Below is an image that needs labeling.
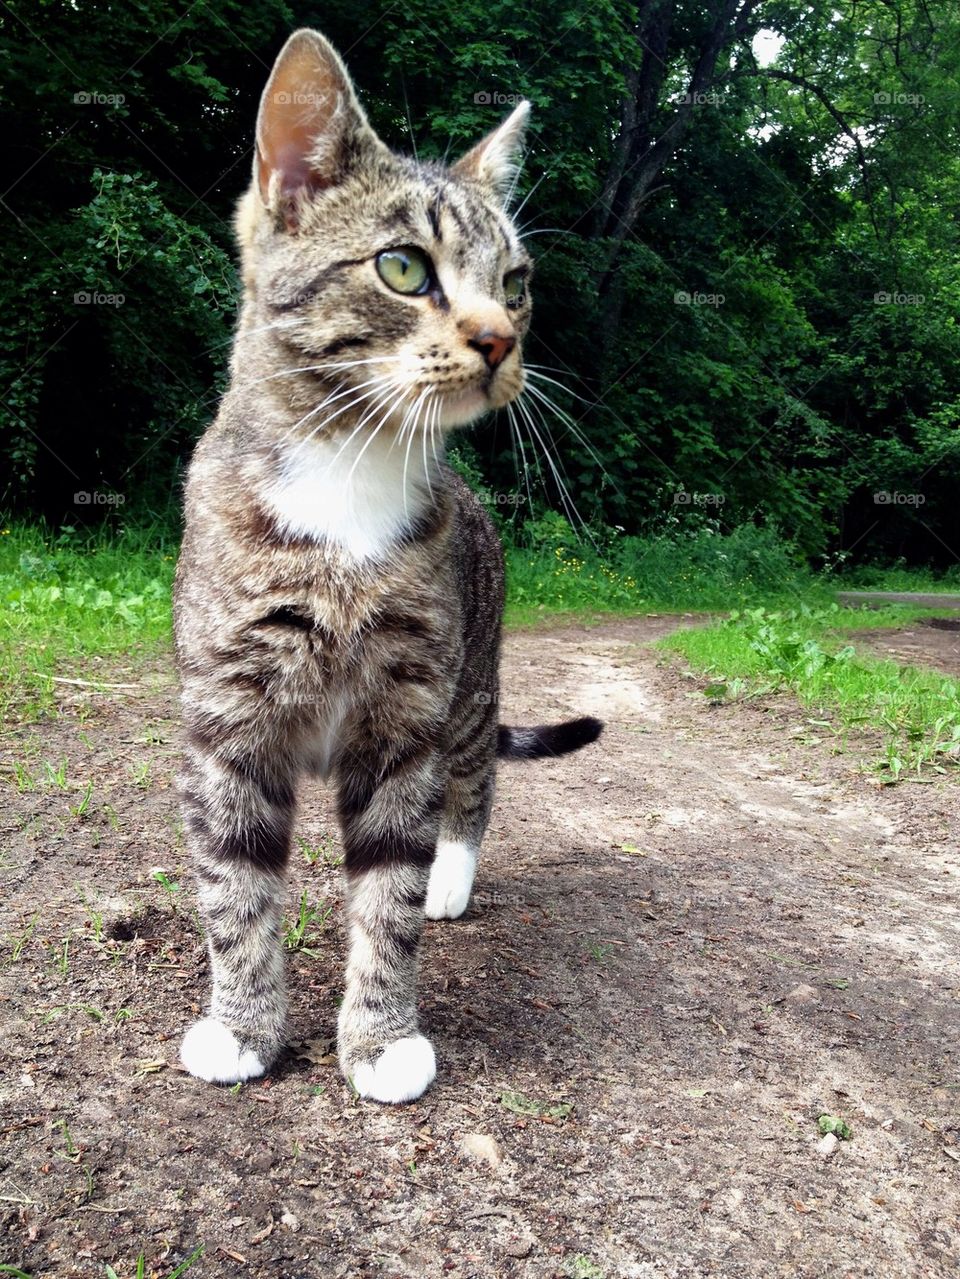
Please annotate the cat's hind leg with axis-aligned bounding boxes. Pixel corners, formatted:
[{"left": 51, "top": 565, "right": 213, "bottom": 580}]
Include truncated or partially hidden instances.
[{"left": 426, "top": 732, "right": 496, "bottom": 921}]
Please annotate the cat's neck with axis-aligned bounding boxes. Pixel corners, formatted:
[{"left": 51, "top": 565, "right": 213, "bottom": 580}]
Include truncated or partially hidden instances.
[{"left": 261, "top": 420, "right": 445, "bottom": 563}]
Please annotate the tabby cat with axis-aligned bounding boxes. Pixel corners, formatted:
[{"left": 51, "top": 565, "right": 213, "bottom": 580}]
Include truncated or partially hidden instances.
[{"left": 174, "top": 27, "right": 602, "bottom": 1104}]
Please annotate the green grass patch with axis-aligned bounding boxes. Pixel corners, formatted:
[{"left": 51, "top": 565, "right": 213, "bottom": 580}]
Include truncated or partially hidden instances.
[
  {"left": 660, "top": 605, "right": 960, "bottom": 781},
  {"left": 0, "top": 522, "right": 175, "bottom": 718}
]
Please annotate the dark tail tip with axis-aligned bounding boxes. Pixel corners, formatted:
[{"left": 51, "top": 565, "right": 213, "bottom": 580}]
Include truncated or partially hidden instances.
[{"left": 497, "top": 716, "right": 604, "bottom": 760}]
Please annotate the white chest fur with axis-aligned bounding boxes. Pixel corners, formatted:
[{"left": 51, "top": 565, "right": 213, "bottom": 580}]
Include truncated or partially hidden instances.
[{"left": 263, "top": 424, "right": 437, "bottom": 562}]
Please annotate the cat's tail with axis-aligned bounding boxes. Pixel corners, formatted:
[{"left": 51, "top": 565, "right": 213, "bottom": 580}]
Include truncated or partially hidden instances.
[{"left": 497, "top": 716, "right": 603, "bottom": 761}]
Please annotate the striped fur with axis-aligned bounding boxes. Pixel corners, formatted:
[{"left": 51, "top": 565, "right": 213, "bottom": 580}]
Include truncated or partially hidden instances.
[{"left": 174, "top": 28, "right": 602, "bottom": 1103}]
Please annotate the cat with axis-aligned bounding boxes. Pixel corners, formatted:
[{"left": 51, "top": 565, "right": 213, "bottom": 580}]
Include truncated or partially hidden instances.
[{"left": 173, "top": 27, "right": 602, "bottom": 1104}]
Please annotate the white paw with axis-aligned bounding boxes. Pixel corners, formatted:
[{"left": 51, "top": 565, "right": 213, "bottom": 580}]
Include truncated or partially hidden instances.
[
  {"left": 352, "top": 1034, "right": 436, "bottom": 1104},
  {"left": 425, "top": 840, "right": 477, "bottom": 920},
  {"left": 180, "top": 1017, "right": 266, "bottom": 1084}
]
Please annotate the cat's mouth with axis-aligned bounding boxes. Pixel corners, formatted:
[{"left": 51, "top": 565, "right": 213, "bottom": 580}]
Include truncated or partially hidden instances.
[{"left": 412, "top": 369, "right": 524, "bottom": 429}]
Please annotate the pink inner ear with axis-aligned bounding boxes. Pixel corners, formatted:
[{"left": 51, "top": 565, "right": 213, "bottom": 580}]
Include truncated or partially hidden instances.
[{"left": 274, "top": 140, "right": 322, "bottom": 198}]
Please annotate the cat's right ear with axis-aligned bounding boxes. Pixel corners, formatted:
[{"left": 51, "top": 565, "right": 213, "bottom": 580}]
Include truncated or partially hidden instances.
[{"left": 255, "top": 28, "right": 382, "bottom": 231}]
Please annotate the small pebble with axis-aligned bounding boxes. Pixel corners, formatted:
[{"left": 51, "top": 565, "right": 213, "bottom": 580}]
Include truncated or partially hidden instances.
[
  {"left": 818, "top": 1132, "right": 839, "bottom": 1158},
  {"left": 461, "top": 1132, "right": 503, "bottom": 1169}
]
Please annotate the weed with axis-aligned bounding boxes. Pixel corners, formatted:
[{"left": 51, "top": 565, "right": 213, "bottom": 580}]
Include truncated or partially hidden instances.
[
  {"left": 168, "top": 1245, "right": 205, "bottom": 1278},
  {"left": 55, "top": 1119, "right": 81, "bottom": 1162},
  {"left": 52, "top": 935, "right": 71, "bottom": 977},
  {"left": 297, "top": 834, "right": 342, "bottom": 866},
  {"left": 79, "top": 892, "right": 105, "bottom": 943},
  {"left": 499, "top": 1090, "right": 573, "bottom": 1121},
  {"left": 131, "top": 761, "right": 151, "bottom": 789},
  {"left": 283, "top": 891, "right": 332, "bottom": 955},
  {"left": 105, "top": 1244, "right": 203, "bottom": 1279},
  {"left": 12, "top": 760, "right": 37, "bottom": 792},
  {"left": 43, "top": 758, "right": 68, "bottom": 787},
  {"left": 10, "top": 913, "right": 39, "bottom": 961},
  {"left": 70, "top": 779, "right": 94, "bottom": 819},
  {"left": 152, "top": 869, "right": 181, "bottom": 901},
  {"left": 585, "top": 941, "right": 613, "bottom": 963},
  {"left": 567, "top": 1258, "right": 605, "bottom": 1279},
  {"left": 41, "top": 1003, "right": 105, "bottom": 1024}
]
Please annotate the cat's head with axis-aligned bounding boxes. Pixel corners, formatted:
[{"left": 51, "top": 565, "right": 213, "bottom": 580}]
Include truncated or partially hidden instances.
[{"left": 236, "top": 28, "right": 532, "bottom": 434}]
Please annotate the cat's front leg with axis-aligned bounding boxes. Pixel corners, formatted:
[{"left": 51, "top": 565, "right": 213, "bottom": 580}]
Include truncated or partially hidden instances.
[
  {"left": 178, "top": 728, "right": 296, "bottom": 1084},
  {"left": 334, "top": 745, "right": 444, "bottom": 1103}
]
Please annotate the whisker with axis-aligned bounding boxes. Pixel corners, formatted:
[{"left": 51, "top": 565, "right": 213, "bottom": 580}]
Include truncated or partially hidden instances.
[
  {"left": 506, "top": 402, "right": 535, "bottom": 514},
  {"left": 420, "top": 389, "right": 437, "bottom": 501},
  {"left": 234, "top": 355, "right": 398, "bottom": 394},
  {"left": 281, "top": 377, "right": 397, "bottom": 464},
  {"left": 400, "top": 392, "right": 423, "bottom": 523},
  {"left": 280, "top": 373, "right": 395, "bottom": 446},
  {"left": 428, "top": 392, "right": 444, "bottom": 478},
  {"left": 205, "top": 318, "right": 298, "bottom": 354},
  {"left": 511, "top": 172, "right": 547, "bottom": 223},
  {"left": 515, "top": 394, "right": 596, "bottom": 546},
  {"left": 524, "top": 367, "right": 597, "bottom": 406},
  {"left": 517, "top": 227, "right": 580, "bottom": 240},
  {"left": 511, "top": 396, "right": 550, "bottom": 505},
  {"left": 314, "top": 383, "right": 405, "bottom": 479},
  {"left": 522, "top": 382, "right": 623, "bottom": 497},
  {"left": 344, "top": 389, "right": 410, "bottom": 490}
]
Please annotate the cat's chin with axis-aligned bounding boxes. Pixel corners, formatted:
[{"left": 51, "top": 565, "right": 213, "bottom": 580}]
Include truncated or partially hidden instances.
[{"left": 438, "top": 385, "right": 519, "bottom": 429}]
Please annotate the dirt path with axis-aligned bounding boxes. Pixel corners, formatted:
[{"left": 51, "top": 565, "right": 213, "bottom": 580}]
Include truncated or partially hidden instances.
[
  {"left": 849, "top": 616, "right": 960, "bottom": 677},
  {"left": 2, "top": 617, "right": 959, "bottom": 1279}
]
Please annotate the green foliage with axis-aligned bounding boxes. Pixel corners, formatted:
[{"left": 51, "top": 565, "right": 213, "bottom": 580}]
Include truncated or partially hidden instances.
[
  {"left": 1, "top": 0, "right": 958, "bottom": 566},
  {"left": 505, "top": 516, "right": 816, "bottom": 622}
]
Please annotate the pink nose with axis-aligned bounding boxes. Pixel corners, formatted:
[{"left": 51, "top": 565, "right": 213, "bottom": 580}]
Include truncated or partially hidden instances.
[{"left": 468, "top": 330, "right": 516, "bottom": 370}]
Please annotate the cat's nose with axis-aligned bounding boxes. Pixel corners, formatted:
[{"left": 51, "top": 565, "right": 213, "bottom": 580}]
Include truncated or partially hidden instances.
[{"left": 467, "top": 330, "right": 516, "bottom": 370}]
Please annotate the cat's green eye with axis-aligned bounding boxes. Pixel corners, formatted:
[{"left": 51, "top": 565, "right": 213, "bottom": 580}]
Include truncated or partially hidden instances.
[
  {"left": 376, "top": 247, "right": 432, "bottom": 295},
  {"left": 503, "top": 270, "right": 527, "bottom": 308}
]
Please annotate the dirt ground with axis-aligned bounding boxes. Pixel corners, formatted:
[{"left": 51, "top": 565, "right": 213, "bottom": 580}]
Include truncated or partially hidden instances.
[
  {"left": 849, "top": 615, "right": 960, "bottom": 677},
  {"left": 2, "top": 616, "right": 959, "bottom": 1279}
]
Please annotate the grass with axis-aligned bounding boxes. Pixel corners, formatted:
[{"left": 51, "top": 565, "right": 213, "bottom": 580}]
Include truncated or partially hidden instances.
[
  {"left": 0, "top": 521, "right": 175, "bottom": 718},
  {"left": 283, "top": 890, "right": 332, "bottom": 954},
  {"left": 660, "top": 604, "right": 960, "bottom": 780},
  {"left": 104, "top": 1245, "right": 204, "bottom": 1279}
]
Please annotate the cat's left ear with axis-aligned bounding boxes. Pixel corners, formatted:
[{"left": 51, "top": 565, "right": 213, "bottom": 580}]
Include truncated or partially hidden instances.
[
  {"left": 255, "top": 28, "right": 386, "bottom": 230},
  {"left": 452, "top": 101, "right": 531, "bottom": 203}
]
